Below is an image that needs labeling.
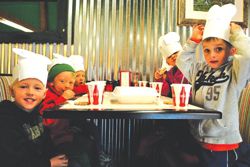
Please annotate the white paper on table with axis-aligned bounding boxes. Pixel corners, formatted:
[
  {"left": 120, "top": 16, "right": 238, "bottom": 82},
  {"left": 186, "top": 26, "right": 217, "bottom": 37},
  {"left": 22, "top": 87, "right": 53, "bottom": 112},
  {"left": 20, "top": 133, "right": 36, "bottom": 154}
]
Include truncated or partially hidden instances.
[{"left": 61, "top": 92, "right": 204, "bottom": 111}]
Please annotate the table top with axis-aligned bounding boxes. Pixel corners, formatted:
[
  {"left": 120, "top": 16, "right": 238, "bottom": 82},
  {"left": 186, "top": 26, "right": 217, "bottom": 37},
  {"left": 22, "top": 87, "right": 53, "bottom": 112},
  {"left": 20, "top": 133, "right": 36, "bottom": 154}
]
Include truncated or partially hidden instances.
[{"left": 43, "top": 93, "right": 222, "bottom": 120}]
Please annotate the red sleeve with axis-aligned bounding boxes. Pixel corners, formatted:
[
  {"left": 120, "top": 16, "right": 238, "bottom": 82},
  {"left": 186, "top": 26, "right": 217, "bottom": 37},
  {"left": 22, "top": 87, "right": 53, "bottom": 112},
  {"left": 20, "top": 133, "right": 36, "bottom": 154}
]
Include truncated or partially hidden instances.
[
  {"left": 73, "top": 84, "right": 88, "bottom": 95},
  {"left": 155, "top": 77, "right": 163, "bottom": 82},
  {"left": 172, "top": 69, "right": 189, "bottom": 84},
  {"left": 161, "top": 80, "right": 171, "bottom": 97},
  {"left": 39, "top": 90, "right": 67, "bottom": 126},
  {"left": 154, "top": 72, "right": 170, "bottom": 97}
]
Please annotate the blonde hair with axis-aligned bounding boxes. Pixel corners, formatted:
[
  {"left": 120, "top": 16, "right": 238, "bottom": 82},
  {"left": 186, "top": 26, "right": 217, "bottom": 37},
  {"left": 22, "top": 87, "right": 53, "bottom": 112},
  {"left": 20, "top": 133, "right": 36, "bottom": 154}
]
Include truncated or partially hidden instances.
[{"left": 10, "top": 79, "right": 18, "bottom": 89}]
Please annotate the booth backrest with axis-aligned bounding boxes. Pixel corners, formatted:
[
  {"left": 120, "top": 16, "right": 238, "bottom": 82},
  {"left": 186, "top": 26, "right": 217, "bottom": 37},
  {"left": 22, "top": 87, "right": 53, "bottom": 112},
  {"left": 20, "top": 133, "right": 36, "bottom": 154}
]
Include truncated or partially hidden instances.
[
  {"left": 0, "top": 75, "right": 13, "bottom": 102},
  {"left": 239, "top": 83, "right": 250, "bottom": 144}
]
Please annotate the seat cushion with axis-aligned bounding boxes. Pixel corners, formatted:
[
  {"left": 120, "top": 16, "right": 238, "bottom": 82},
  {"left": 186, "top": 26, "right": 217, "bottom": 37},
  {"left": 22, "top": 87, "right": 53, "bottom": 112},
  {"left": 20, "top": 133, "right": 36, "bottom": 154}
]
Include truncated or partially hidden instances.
[
  {"left": 239, "top": 83, "right": 250, "bottom": 144},
  {"left": 0, "top": 75, "right": 13, "bottom": 101}
]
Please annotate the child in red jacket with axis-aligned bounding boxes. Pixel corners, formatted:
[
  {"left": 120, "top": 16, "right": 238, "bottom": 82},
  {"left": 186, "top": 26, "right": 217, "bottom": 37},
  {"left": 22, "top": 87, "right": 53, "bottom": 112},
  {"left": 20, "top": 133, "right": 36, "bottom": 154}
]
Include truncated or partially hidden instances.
[
  {"left": 69, "top": 55, "right": 88, "bottom": 96},
  {"left": 39, "top": 54, "right": 99, "bottom": 167},
  {"left": 154, "top": 32, "right": 189, "bottom": 97},
  {"left": 133, "top": 33, "right": 201, "bottom": 167}
]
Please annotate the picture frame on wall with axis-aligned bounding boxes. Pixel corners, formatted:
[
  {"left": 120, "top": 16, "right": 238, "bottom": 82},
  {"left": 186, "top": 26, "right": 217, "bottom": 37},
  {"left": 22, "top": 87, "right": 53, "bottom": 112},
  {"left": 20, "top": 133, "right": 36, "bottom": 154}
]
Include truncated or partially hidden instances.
[{"left": 177, "top": 0, "right": 248, "bottom": 27}]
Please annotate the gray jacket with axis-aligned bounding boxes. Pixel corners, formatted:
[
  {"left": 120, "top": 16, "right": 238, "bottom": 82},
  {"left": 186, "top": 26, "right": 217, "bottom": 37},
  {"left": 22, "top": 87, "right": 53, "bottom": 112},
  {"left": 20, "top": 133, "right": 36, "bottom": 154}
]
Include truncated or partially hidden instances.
[{"left": 176, "top": 29, "right": 250, "bottom": 144}]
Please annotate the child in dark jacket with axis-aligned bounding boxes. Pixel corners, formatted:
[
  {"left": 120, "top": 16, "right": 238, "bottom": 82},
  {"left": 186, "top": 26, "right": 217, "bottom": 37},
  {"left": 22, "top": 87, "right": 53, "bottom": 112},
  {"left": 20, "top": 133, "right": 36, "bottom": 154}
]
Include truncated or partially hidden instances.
[
  {"left": 0, "top": 48, "right": 68, "bottom": 167},
  {"left": 39, "top": 54, "right": 99, "bottom": 167}
]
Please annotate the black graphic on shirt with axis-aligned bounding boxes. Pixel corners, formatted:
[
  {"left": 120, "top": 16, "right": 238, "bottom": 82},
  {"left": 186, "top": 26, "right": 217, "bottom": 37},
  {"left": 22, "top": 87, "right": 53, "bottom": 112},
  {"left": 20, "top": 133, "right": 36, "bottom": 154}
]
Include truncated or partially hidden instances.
[
  {"left": 195, "top": 67, "right": 229, "bottom": 91},
  {"left": 23, "top": 122, "right": 44, "bottom": 142}
]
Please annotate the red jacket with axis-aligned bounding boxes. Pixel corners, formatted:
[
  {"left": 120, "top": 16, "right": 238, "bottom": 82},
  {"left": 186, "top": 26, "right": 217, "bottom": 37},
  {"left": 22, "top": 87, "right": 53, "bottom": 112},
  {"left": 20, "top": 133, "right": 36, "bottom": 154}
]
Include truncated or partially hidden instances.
[
  {"left": 39, "top": 83, "right": 67, "bottom": 125},
  {"left": 73, "top": 84, "right": 88, "bottom": 95},
  {"left": 39, "top": 83, "right": 73, "bottom": 145},
  {"left": 156, "top": 66, "right": 189, "bottom": 97}
]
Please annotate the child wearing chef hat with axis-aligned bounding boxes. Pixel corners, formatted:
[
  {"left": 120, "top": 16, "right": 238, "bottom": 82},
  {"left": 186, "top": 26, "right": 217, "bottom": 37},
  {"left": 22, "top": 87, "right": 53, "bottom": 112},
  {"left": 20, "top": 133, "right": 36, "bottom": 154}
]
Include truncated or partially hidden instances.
[
  {"left": 176, "top": 3, "right": 250, "bottom": 166},
  {"left": 69, "top": 55, "right": 88, "bottom": 95},
  {"left": 0, "top": 48, "right": 69, "bottom": 166},
  {"left": 40, "top": 53, "right": 99, "bottom": 167},
  {"left": 155, "top": 32, "right": 189, "bottom": 97},
  {"left": 134, "top": 33, "right": 199, "bottom": 167},
  {"left": 40, "top": 53, "right": 76, "bottom": 118}
]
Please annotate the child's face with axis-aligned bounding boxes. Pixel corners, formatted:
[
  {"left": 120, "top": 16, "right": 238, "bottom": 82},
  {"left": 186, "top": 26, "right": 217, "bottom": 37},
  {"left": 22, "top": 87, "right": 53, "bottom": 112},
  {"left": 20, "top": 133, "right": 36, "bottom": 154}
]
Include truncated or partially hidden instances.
[
  {"left": 202, "top": 39, "right": 232, "bottom": 69},
  {"left": 166, "top": 52, "right": 178, "bottom": 66},
  {"left": 11, "top": 79, "right": 46, "bottom": 112},
  {"left": 52, "top": 71, "right": 75, "bottom": 95},
  {"left": 75, "top": 70, "right": 85, "bottom": 86}
]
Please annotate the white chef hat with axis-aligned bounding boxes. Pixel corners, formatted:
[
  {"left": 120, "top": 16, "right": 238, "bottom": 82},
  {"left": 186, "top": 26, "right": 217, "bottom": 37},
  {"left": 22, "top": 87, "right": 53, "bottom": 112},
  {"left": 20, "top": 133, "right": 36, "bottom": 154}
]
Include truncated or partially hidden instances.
[
  {"left": 158, "top": 32, "right": 182, "bottom": 59},
  {"left": 69, "top": 55, "right": 85, "bottom": 72},
  {"left": 49, "top": 53, "right": 73, "bottom": 70},
  {"left": 202, "top": 3, "right": 236, "bottom": 43},
  {"left": 12, "top": 48, "right": 51, "bottom": 86}
]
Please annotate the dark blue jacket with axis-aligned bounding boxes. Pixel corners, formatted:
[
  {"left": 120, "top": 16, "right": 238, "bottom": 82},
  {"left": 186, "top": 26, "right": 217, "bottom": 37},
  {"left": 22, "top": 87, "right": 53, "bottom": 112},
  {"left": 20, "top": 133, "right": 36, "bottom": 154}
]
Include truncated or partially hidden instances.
[{"left": 0, "top": 100, "right": 56, "bottom": 167}]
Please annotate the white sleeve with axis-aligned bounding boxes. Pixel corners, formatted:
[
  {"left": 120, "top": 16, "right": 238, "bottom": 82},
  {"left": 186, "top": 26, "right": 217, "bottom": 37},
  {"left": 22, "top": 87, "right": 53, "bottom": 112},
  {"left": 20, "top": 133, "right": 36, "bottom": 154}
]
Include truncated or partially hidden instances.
[
  {"left": 231, "top": 29, "right": 250, "bottom": 88},
  {"left": 230, "top": 28, "right": 250, "bottom": 57},
  {"left": 176, "top": 40, "right": 199, "bottom": 83}
]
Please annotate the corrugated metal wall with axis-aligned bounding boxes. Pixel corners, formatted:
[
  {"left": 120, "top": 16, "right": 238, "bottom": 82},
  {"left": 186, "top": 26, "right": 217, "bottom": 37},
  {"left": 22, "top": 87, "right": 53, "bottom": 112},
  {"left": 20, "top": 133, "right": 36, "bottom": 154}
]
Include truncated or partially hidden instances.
[
  {"left": 0, "top": 43, "right": 70, "bottom": 74},
  {"left": 0, "top": 0, "right": 193, "bottom": 80},
  {"left": 1, "top": 0, "right": 249, "bottom": 79},
  {"left": 71, "top": 0, "right": 192, "bottom": 81}
]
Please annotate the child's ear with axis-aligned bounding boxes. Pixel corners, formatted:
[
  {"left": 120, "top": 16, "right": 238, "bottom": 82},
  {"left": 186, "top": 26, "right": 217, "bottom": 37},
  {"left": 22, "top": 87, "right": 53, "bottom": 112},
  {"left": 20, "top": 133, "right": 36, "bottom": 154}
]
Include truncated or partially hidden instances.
[{"left": 230, "top": 47, "right": 237, "bottom": 56}]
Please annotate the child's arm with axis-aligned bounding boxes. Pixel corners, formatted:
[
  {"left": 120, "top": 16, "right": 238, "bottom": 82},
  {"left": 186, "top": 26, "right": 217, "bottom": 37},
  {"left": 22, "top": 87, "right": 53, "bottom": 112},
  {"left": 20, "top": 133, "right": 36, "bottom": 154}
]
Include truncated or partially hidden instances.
[
  {"left": 154, "top": 70, "right": 167, "bottom": 81},
  {"left": 41, "top": 90, "right": 75, "bottom": 111},
  {"left": 39, "top": 89, "right": 75, "bottom": 126},
  {"left": 73, "top": 84, "right": 88, "bottom": 95},
  {"left": 154, "top": 70, "right": 170, "bottom": 96},
  {"left": 160, "top": 79, "right": 171, "bottom": 97},
  {"left": 230, "top": 23, "right": 250, "bottom": 57},
  {"left": 176, "top": 24, "right": 204, "bottom": 82},
  {"left": 230, "top": 23, "right": 250, "bottom": 88},
  {"left": 39, "top": 94, "right": 67, "bottom": 125},
  {"left": 40, "top": 93, "right": 67, "bottom": 113}
]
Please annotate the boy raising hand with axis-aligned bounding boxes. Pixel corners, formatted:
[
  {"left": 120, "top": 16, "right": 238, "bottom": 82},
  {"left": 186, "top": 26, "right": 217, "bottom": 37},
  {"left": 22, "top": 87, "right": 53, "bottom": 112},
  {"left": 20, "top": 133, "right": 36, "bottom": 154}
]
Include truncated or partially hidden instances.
[{"left": 176, "top": 4, "right": 250, "bottom": 167}]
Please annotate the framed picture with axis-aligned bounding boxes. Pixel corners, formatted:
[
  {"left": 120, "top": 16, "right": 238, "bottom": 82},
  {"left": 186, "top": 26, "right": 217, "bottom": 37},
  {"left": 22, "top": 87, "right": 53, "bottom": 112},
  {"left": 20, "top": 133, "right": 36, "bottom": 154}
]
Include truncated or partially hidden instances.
[{"left": 178, "top": 0, "right": 248, "bottom": 27}]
